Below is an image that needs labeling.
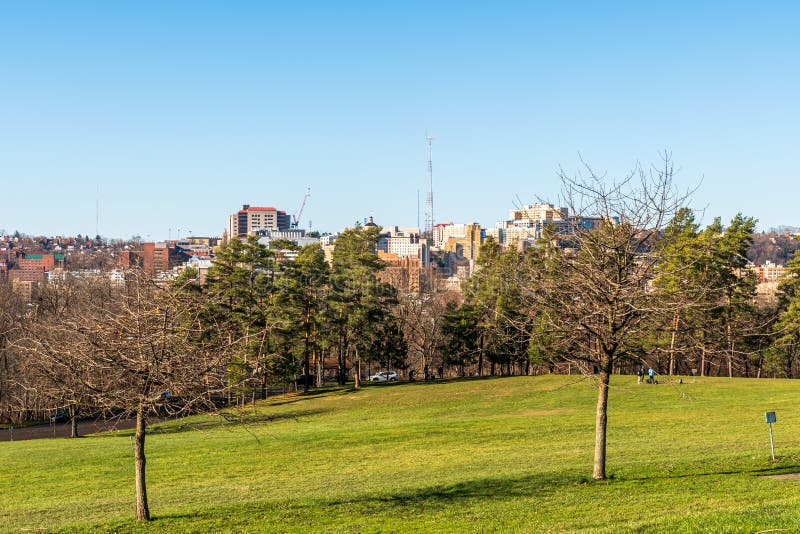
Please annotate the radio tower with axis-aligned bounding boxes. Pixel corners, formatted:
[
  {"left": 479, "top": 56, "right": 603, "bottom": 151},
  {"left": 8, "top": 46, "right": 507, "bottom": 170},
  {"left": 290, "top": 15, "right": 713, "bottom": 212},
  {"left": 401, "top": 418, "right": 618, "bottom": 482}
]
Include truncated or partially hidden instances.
[{"left": 424, "top": 133, "right": 435, "bottom": 237}]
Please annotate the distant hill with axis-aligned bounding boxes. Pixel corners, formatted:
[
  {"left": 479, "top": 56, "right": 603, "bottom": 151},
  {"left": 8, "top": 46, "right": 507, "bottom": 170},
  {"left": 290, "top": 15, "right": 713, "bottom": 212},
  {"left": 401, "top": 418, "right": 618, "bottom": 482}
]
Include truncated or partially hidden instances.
[{"left": 748, "top": 231, "right": 800, "bottom": 266}]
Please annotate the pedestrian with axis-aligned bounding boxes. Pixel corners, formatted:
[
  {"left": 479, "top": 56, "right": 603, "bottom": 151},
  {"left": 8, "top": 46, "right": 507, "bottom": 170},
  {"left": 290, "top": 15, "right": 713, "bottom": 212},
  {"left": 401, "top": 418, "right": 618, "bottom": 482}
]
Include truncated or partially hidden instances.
[
  {"left": 636, "top": 367, "right": 643, "bottom": 384},
  {"left": 647, "top": 367, "right": 655, "bottom": 384}
]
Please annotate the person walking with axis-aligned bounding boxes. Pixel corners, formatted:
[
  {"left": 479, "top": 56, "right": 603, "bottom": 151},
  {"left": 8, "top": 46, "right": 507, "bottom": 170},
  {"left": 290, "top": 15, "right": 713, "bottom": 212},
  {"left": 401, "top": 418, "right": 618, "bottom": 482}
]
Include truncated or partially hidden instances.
[
  {"left": 636, "top": 366, "right": 643, "bottom": 384},
  {"left": 647, "top": 367, "right": 655, "bottom": 384}
]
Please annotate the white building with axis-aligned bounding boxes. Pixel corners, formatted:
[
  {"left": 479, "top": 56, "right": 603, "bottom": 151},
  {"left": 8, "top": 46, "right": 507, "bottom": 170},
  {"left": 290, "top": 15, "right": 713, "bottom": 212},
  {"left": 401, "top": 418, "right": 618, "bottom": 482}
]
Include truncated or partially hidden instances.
[
  {"left": 378, "top": 226, "right": 429, "bottom": 265},
  {"left": 256, "top": 228, "right": 320, "bottom": 249},
  {"left": 432, "top": 223, "right": 472, "bottom": 249},
  {"left": 496, "top": 202, "right": 569, "bottom": 245}
]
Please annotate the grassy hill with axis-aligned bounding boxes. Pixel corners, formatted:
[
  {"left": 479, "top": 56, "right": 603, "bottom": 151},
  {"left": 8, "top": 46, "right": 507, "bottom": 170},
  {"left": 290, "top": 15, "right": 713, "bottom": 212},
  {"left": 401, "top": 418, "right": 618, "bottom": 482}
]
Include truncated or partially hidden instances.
[{"left": 2, "top": 375, "right": 800, "bottom": 532}]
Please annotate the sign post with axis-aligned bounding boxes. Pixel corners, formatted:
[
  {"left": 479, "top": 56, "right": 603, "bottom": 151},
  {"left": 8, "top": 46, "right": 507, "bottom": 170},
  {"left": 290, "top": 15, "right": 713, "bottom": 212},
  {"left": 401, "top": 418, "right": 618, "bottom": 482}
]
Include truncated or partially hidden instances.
[{"left": 765, "top": 411, "right": 777, "bottom": 460}]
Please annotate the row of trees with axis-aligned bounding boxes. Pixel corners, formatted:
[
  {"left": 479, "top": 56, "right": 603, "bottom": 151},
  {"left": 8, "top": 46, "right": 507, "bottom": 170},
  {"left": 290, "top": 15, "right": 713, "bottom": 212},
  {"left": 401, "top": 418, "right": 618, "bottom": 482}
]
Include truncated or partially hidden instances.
[
  {"left": 435, "top": 157, "right": 800, "bottom": 479},
  {"left": 4, "top": 155, "right": 800, "bottom": 508},
  {"left": 0, "top": 225, "right": 404, "bottom": 520}
]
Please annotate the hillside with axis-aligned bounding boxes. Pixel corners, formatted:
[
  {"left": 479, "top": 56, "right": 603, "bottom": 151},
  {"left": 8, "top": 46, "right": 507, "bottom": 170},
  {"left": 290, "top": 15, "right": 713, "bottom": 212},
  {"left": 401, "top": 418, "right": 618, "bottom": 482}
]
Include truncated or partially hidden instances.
[{"left": 2, "top": 376, "right": 800, "bottom": 532}]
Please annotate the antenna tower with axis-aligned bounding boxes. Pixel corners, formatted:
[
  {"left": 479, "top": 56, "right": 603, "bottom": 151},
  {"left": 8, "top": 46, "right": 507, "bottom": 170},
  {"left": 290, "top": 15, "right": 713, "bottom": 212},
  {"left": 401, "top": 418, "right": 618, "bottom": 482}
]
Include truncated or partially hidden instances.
[
  {"left": 425, "top": 133, "right": 434, "bottom": 236},
  {"left": 95, "top": 185, "right": 100, "bottom": 238}
]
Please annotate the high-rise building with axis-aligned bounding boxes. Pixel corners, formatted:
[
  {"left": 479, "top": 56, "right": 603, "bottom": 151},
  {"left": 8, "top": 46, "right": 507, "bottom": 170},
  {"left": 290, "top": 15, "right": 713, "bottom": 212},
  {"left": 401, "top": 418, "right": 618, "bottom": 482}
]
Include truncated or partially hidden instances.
[
  {"left": 495, "top": 203, "right": 570, "bottom": 247},
  {"left": 377, "top": 225, "right": 429, "bottom": 265},
  {"left": 442, "top": 223, "right": 483, "bottom": 261},
  {"left": 227, "top": 204, "right": 290, "bottom": 239},
  {"left": 508, "top": 203, "right": 568, "bottom": 223},
  {"left": 119, "top": 242, "right": 182, "bottom": 276},
  {"left": 143, "top": 242, "right": 170, "bottom": 275}
]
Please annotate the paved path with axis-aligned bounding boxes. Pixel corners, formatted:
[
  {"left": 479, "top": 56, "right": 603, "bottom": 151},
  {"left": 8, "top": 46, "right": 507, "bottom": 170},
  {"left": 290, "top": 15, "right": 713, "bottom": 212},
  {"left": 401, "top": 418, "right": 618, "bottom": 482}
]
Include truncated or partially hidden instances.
[{"left": 1, "top": 418, "right": 139, "bottom": 442}]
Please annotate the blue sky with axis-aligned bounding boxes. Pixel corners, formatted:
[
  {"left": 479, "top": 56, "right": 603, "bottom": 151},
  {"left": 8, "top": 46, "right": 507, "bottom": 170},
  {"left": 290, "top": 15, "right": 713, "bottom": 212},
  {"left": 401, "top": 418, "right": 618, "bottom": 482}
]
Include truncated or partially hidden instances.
[{"left": 1, "top": 2, "right": 798, "bottom": 240}]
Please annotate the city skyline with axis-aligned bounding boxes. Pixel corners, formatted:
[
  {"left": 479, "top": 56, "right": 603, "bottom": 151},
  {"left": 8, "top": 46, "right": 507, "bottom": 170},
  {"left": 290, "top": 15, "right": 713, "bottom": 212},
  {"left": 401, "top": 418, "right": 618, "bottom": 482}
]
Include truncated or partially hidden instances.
[{"left": 1, "top": 2, "right": 798, "bottom": 239}]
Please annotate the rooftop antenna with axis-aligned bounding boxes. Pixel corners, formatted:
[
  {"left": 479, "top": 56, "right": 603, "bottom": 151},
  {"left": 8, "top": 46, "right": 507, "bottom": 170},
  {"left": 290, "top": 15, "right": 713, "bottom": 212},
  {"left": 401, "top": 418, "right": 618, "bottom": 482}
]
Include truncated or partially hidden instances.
[{"left": 425, "top": 132, "right": 435, "bottom": 237}]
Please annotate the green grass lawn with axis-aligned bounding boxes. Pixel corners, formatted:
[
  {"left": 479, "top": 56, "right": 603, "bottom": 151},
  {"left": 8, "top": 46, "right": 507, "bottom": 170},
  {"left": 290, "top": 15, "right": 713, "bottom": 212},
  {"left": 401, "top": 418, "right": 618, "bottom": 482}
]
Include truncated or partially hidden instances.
[{"left": 2, "top": 375, "right": 800, "bottom": 533}]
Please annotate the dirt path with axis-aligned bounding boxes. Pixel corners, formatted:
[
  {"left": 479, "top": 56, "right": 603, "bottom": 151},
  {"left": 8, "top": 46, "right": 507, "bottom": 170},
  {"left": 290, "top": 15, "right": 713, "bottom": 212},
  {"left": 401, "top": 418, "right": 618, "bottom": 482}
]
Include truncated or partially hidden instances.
[{"left": 0, "top": 418, "right": 140, "bottom": 442}]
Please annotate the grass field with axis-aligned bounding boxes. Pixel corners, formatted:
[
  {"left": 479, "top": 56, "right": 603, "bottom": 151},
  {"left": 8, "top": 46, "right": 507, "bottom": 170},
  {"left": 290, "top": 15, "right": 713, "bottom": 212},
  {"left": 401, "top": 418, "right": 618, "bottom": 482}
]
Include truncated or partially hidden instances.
[{"left": 2, "top": 375, "right": 800, "bottom": 533}]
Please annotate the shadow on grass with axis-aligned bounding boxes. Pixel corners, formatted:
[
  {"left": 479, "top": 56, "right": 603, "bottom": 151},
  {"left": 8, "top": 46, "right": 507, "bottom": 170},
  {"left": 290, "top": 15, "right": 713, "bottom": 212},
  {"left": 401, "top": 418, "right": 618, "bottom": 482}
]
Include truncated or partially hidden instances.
[
  {"left": 142, "top": 471, "right": 572, "bottom": 526},
  {"left": 265, "top": 386, "right": 363, "bottom": 406},
  {"left": 77, "top": 464, "right": 800, "bottom": 532},
  {"left": 625, "top": 463, "right": 800, "bottom": 482},
  {"left": 329, "top": 472, "right": 563, "bottom": 506},
  {"left": 147, "top": 408, "right": 332, "bottom": 435}
]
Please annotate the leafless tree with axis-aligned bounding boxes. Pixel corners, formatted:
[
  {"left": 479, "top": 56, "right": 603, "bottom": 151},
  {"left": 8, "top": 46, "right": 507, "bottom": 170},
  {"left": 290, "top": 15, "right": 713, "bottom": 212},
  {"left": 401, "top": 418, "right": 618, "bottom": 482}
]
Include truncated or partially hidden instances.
[
  {"left": 393, "top": 278, "right": 459, "bottom": 379},
  {"left": 0, "top": 280, "right": 26, "bottom": 423},
  {"left": 518, "top": 154, "right": 689, "bottom": 480},
  {"left": 22, "top": 271, "right": 231, "bottom": 521}
]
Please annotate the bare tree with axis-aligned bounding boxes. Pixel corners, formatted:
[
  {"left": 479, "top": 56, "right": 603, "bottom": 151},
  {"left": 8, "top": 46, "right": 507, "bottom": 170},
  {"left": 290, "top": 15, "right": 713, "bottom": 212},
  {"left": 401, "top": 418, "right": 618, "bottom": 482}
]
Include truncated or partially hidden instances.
[
  {"left": 0, "top": 280, "right": 26, "bottom": 423},
  {"left": 520, "top": 154, "right": 688, "bottom": 480},
  {"left": 23, "top": 272, "right": 231, "bottom": 521},
  {"left": 393, "top": 279, "right": 458, "bottom": 379}
]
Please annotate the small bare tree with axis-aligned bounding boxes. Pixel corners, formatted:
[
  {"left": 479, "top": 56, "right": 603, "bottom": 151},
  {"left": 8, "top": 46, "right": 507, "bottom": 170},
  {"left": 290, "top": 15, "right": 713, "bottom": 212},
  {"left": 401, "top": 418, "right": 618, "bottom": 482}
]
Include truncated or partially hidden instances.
[
  {"left": 24, "top": 272, "right": 231, "bottom": 521},
  {"left": 519, "top": 154, "right": 689, "bottom": 480},
  {"left": 393, "top": 278, "right": 458, "bottom": 378}
]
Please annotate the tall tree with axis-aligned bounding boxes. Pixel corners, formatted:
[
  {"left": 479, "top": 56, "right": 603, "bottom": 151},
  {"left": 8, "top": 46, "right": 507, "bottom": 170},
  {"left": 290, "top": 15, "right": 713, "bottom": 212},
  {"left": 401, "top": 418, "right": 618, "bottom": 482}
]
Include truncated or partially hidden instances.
[
  {"left": 329, "top": 224, "right": 396, "bottom": 387},
  {"left": 518, "top": 155, "right": 688, "bottom": 480},
  {"left": 205, "top": 236, "right": 283, "bottom": 403},
  {"left": 278, "top": 243, "right": 329, "bottom": 391},
  {"left": 770, "top": 250, "right": 800, "bottom": 377}
]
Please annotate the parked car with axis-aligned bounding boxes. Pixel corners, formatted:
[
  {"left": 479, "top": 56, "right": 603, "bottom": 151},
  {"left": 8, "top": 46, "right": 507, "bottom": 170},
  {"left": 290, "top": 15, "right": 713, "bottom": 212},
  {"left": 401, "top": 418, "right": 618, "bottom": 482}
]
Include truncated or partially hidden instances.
[
  {"left": 49, "top": 412, "right": 68, "bottom": 424},
  {"left": 369, "top": 371, "right": 398, "bottom": 382}
]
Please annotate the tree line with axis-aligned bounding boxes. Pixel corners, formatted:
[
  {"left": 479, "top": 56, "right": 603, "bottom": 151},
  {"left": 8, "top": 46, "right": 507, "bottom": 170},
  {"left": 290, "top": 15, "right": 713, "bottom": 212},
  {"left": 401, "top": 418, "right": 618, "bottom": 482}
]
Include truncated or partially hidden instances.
[{"left": 3, "top": 155, "right": 800, "bottom": 508}]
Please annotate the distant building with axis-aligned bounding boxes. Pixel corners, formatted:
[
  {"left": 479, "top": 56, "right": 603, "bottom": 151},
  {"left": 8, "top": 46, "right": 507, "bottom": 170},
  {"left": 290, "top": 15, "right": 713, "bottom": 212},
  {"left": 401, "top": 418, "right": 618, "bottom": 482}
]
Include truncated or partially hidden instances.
[
  {"left": 11, "top": 279, "right": 38, "bottom": 301},
  {"left": 443, "top": 223, "right": 483, "bottom": 261},
  {"left": 227, "top": 204, "right": 290, "bottom": 240},
  {"left": 751, "top": 260, "right": 786, "bottom": 284},
  {"left": 170, "top": 237, "right": 218, "bottom": 257},
  {"left": 6, "top": 252, "right": 65, "bottom": 284},
  {"left": 143, "top": 242, "right": 169, "bottom": 275},
  {"left": 119, "top": 243, "right": 187, "bottom": 276},
  {"left": 108, "top": 269, "right": 126, "bottom": 285},
  {"left": 509, "top": 203, "right": 568, "bottom": 223},
  {"left": 495, "top": 203, "right": 568, "bottom": 247},
  {"left": 377, "top": 225, "right": 429, "bottom": 265},
  {"left": 433, "top": 223, "right": 471, "bottom": 249},
  {"left": 377, "top": 252, "right": 422, "bottom": 294},
  {"left": 256, "top": 228, "right": 320, "bottom": 249}
]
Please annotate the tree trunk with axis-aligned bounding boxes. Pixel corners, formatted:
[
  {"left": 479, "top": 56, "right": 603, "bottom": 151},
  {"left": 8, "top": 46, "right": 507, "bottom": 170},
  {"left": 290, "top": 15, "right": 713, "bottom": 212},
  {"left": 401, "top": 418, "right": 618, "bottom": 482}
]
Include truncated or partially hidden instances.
[
  {"left": 593, "top": 355, "right": 612, "bottom": 481},
  {"left": 70, "top": 405, "right": 79, "bottom": 438},
  {"left": 726, "top": 300, "right": 734, "bottom": 378},
  {"left": 354, "top": 350, "right": 361, "bottom": 389},
  {"left": 700, "top": 346, "right": 706, "bottom": 377},
  {"left": 478, "top": 335, "right": 484, "bottom": 376},
  {"left": 303, "top": 309, "right": 311, "bottom": 393},
  {"left": 134, "top": 408, "right": 150, "bottom": 521},
  {"left": 316, "top": 351, "right": 324, "bottom": 387},
  {"left": 668, "top": 312, "right": 678, "bottom": 376}
]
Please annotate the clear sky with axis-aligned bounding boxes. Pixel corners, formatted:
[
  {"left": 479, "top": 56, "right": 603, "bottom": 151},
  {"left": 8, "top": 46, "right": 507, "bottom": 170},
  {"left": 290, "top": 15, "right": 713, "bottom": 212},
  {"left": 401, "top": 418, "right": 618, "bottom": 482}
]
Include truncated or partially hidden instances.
[{"left": 1, "top": 1, "right": 798, "bottom": 240}]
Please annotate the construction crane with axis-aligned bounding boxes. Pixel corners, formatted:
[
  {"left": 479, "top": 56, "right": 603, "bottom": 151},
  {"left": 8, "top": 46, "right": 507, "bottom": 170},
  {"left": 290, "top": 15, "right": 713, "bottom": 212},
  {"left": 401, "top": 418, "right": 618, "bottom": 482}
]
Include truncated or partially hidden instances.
[{"left": 291, "top": 187, "right": 311, "bottom": 229}]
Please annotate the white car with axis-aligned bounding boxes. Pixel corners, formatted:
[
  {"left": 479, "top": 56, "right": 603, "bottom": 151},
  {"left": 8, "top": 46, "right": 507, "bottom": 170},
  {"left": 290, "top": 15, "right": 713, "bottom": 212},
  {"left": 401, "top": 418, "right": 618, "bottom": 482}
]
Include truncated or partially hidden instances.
[{"left": 369, "top": 371, "right": 398, "bottom": 382}]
